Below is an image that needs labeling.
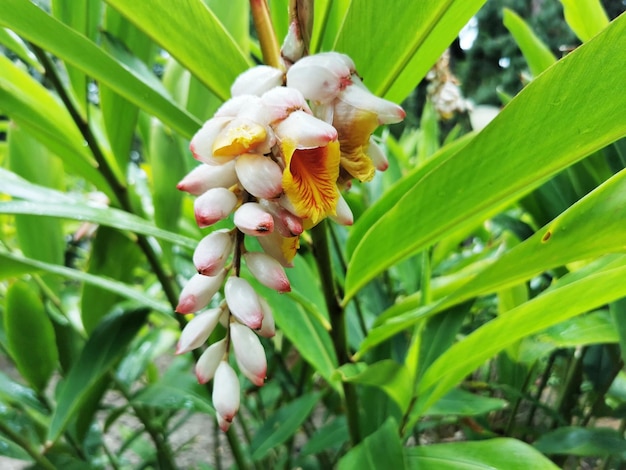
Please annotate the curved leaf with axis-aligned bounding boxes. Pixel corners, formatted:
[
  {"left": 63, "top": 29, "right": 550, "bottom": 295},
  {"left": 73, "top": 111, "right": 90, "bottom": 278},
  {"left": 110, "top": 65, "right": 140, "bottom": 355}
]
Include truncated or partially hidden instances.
[
  {"left": 561, "top": 0, "right": 609, "bottom": 42},
  {"left": 503, "top": 8, "right": 557, "bottom": 76},
  {"left": 0, "top": 0, "right": 201, "bottom": 138},
  {"left": 47, "top": 307, "right": 150, "bottom": 442},
  {"left": 335, "top": 0, "right": 486, "bottom": 102},
  {"left": 103, "top": 0, "right": 251, "bottom": 102},
  {"left": 345, "top": 15, "right": 626, "bottom": 302},
  {"left": 4, "top": 280, "right": 58, "bottom": 393},
  {"left": 406, "top": 438, "right": 559, "bottom": 469},
  {"left": 338, "top": 418, "right": 405, "bottom": 470},
  {"left": 413, "top": 259, "right": 626, "bottom": 422},
  {"left": 534, "top": 427, "right": 626, "bottom": 457}
]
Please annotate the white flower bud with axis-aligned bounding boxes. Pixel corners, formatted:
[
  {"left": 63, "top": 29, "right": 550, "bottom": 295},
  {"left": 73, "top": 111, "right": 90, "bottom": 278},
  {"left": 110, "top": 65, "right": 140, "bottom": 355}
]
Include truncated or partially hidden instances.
[
  {"left": 257, "top": 297, "right": 276, "bottom": 338},
  {"left": 189, "top": 116, "right": 231, "bottom": 164},
  {"left": 195, "top": 338, "right": 227, "bottom": 384},
  {"left": 231, "top": 65, "right": 284, "bottom": 97},
  {"left": 176, "top": 271, "right": 226, "bottom": 314},
  {"left": 244, "top": 252, "right": 291, "bottom": 293},
  {"left": 286, "top": 52, "right": 353, "bottom": 103},
  {"left": 273, "top": 110, "right": 337, "bottom": 149},
  {"left": 234, "top": 202, "right": 274, "bottom": 236},
  {"left": 330, "top": 192, "right": 354, "bottom": 226},
  {"left": 224, "top": 277, "right": 264, "bottom": 329},
  {"left": 367, "top": 139, "right": 389, "bottom": 172},
  {"left": 260, "top": 199, "right": 303, "bottom": 237},
  {"left": 176, "top": 161, "right": 238, "bottom": 195},
  {"left": 193, "top": 229, "right": 234, "bottom": 276},
  {"left": 230, "top": 322, "right": 267, "bottom": 387},
  {"left": 235, "top": 154, "right": 283, "bottom": 199},
  {"left": 212, "top": 361, "right": 240, "bottom": 427},
  {"left": 194, "top": 187, "right": 238, "bottom": 228},
  {"left": 176, "top": 308, "right": 223, "bottom": 354}
]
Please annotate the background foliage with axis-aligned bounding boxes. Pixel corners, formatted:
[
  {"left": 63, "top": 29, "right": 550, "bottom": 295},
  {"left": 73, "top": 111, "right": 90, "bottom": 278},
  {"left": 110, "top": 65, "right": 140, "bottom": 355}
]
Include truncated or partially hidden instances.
[{"left": 0, "top": 0, "right": 625, "bottom": 468}]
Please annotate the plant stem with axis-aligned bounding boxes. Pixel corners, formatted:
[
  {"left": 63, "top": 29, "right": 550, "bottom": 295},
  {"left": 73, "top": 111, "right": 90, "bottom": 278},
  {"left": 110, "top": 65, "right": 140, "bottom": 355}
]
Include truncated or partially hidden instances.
[
  {"left": 31, "top": 45, "right": 180, "bottom": 310},
  {"left": 310, "top": 220, "right": 361, "bottom": 446},
  {"left": 0, "top": 420, "right": 56, "bottom": 470},
  {"left": 226, "top": 427, "right": 252, "bottom": 470},
  {"left": 250, "top": 0, "right": 282, "bottom": 68}
]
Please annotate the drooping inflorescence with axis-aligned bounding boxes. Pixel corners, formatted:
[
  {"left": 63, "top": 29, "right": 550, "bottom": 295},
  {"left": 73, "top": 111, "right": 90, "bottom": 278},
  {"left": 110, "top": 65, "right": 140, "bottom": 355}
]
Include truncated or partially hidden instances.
[{"left": 175, "top": 51, "right": 405, "bottom": 431}]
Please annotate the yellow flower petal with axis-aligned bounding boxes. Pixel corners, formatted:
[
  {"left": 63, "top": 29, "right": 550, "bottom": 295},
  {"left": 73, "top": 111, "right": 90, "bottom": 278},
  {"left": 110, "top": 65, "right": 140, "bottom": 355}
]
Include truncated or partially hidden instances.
[
  {"left": 282, "top": 140, "right": 340, "bottom": 223},
  {"left": 333, "top": 103, "right": 379, "bottom": 182},
  {"left": 213, "top": 119, "right": 267, "bottom": 157}
]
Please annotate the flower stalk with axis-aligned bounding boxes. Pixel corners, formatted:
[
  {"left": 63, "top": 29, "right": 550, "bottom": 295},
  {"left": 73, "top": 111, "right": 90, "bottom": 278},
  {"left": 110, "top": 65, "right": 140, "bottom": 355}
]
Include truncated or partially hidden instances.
[
  {"left": 310, "top": 220, "right": 361, "bottom": 446},
  {"left": 250, "top": 0, "right": 282, "bottom": 69}
]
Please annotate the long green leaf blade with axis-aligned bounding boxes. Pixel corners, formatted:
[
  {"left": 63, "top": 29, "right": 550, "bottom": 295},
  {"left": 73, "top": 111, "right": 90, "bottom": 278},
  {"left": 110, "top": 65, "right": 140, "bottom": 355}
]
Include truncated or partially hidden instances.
[
  {"left": 345, "top": 14, "right": 626, "bottom": 302},
  {"left": 103, "top": 0, "right": 251, "bottom": 102},
  {"left": 0, "top": 0, "right": 201, "bottom": 138}
]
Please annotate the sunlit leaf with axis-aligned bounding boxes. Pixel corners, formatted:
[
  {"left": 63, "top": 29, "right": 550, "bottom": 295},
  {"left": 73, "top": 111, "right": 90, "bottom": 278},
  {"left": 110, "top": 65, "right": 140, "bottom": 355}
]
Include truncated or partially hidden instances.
[
  {"left": 345, "top": 16, "right": 626, "bottom": 302},
  {"left": 406, "top": 438, "right": 559, "bottom": 469},
  {"left": 0, "top": 0, "right": 201, "bottom": 138},
  {"left": 338, "top": 418, "right": 405, "bottom": 470},
  {"left": 103, "top": 0, "right": 252, "bottom": 102}
]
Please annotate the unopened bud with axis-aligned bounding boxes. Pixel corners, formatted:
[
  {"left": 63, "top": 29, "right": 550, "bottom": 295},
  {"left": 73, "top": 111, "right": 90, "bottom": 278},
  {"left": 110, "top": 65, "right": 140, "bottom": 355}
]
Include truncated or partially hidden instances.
[
  {"left": 244, "top": 252, "right": 291, "bottom": 293},
  {"left": 234, "top": 202, "right": 274, "bottom": 236},
  {"left": 176, "top": 308, "right": 223, "bottom": 354},
  {"left": 176, "top": 271, "right": 226, "bottom": 314},
  {"left": 212, "top": 361, "right": 240, "bottom": 427},
  {"left": 177, "top": 161, "right": 238, "bottom": 195},
  {"left": 195, "top": 338, "right": 227, "bottom": 384},
  {"left": 230, "top": 322, "right": 267, "bottom": 387},
  {"left": 235, "top": 154, "right": 283, "bottom": 199},
  {"left": 193, "top": 229, "right": 234, "bottom": 276},
  {"left": 194, "top": 188, "right": 238, "bottom": 228},
  {"left": 224, "top": 277, "right": 264, "bottom": 329}
]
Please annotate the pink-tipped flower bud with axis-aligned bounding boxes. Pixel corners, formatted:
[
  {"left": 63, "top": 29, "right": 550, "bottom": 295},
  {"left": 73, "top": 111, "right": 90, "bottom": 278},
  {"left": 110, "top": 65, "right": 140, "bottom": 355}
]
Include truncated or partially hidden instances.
[
  {"left": 231, "top": 65, "right": 284, "bottom": 97},
  {"left": 235, "top": 154, "right": 283, "bottom": 199},
  {"left": 176, "top": 308, "right": 223, "bottom": 354},
  {"left": 176, "top": 271, "right": 226, "bottom": 314},
  {"left": 339, "top": 77, "right": 406, "bottom": 125},
  {"left": 212, "top": 361, "right": 240, "bottom": 428},
  {"left": 195, "top": 338, "right": 227, "bottom": 384},
  {"left": 189, "top": 116, "right": 231, "bottom": 164},
  {"left": 367, "top": 139, "right": 389, "bottom": 172},
  {"left": 224, "top": 277, "right": 264, "bottom": 329},
  {"left": 193, "top": 229, "right": 234, "bottom": 276},
  {"left": 230, "top": 322, "right": 267, "bottom": 387},
  {"left": 260, "top": 199, "right": 304, "bottom": 237},
  {"left": 244, "top": 252, "right": 291, "bottom": 293},
  {"left": 261, "top": 87, "right": 311, "bottom": 122},
  {"left": 286, "top": 52, "right": 354, "bottom": 104},
  {"left": 330, "top": 192, "right": 354, "bottom": 226},
  {"left": 177, "top": 161, "right": 238, "bottom": 196},
  {"left": 194, "top": 188, "right": 238, "bottom": 228},
  {"left": 257, "top": 297, "right": 276, "bottom": 338},
  {"left": 234, "top": 202, "right": 274, "bottom": 236}
]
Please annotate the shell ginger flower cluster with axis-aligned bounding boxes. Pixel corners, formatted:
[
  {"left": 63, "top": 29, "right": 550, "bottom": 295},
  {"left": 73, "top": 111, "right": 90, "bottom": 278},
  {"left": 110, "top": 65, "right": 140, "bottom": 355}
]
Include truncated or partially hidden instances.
[{"left": 175, "top": 52, "right": 405, "bottom": 431}]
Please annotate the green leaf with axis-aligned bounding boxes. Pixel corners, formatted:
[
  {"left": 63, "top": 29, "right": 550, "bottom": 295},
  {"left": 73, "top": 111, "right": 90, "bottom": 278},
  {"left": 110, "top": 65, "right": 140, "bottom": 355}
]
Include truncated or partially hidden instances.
[
  {"left": 4, "top": 280, "right": 58, "bottom": 392},
  {"left": 406, "top": 438, "right": 559, "bottom": 469},
  {"left": 0, "top": 251, "right": 171, "bottom": 314},
  {"left": 424, "top": 388, "right": 507, "bottom": 417},
  {"left": 81, "top": 227, "right": 143, "bottom": 333},
  {"left": 340, "top": 360, "right": 412, "bottom": 413},
  {"left": 0, "top": 371, "right": 47, "bottom": 415},
  {"left": 47, "top": 307, "right": 150, "bottom": 442},
  {"left": 0, "top": 56, "right": 109, "bottom": 194},
  {"left": 610, "top": 298, "right": 626, "bottom": 365},
  {"left": 414, "top": 258, "right": 626, "bottom": 422},
  {"left": 103, "top": 0, "right": 251, "bottom": 102},
  {"left": 561, "top": 0, "right": 610, "bottom": 42},
  {"left": 51, "top": 0, "right": 102, "bottom": 115},
  {"left": 262, "top": 285, "right": 338, "bottom": 388},
  {"left": 0, "top": 0, "right": 201, "bottom": 139},
  {"left": 444, "top": 168, "right": 626, "bottom": 307},
  {"left": 345, "top": 15, "right": 626, "bottom": 302},
  {"left": 0, "top": 27, "right": 43, "bottom": 72},
  {"left": 503, "top": 8, "right": 557, "bottom": 77},
  {"left": 338, "top": 417, "right": 405, "bottom": 470},
  {"left": 534, "top": 427, "right": 626, "bottom": 457},
  {"left": 0, "top": 199, "right": 195, "bottom": 248},
  {"left": 250, "top": 392, "right": 322, "bottom": 461},
  {"left": 335, "top": 0, "right": 486, "bottom": 103},
  {"left": 8, "top": 125, "right": 65, "bottom": 270},
  {"left": 298, "top": 417, "right": 348, "bottom": 458}
]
